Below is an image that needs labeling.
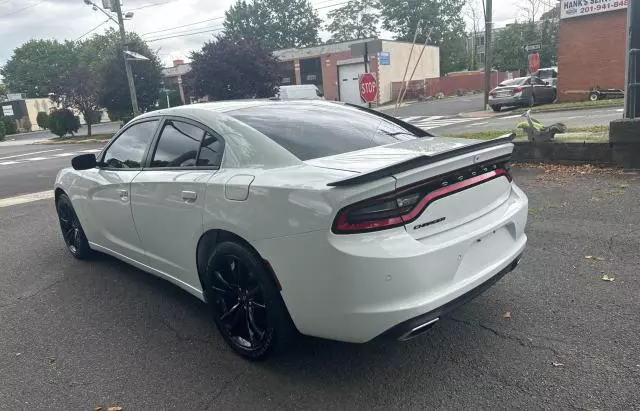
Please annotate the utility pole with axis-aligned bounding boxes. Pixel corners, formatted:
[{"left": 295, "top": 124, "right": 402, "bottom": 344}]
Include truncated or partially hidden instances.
[
  {"left": 113, "top": 0, "right": 140, "bottom": 116},
  {"left": 484, "top": 0, "right": 493, "bottom": 110}
]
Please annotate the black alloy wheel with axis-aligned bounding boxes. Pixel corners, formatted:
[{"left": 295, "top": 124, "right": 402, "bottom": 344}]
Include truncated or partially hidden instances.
[
  {"left": 56, "top": 194, "right": 92, "bottom": 259},
  {"left": 204, "top": 241, "right": 293, "bottom": 360}
]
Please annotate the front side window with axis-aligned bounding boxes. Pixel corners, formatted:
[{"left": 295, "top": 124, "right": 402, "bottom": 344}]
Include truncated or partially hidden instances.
[
  {"left": 102, "top": 120, "right": 159, "bottom": 169},
  {"left": 151, "top": 120, "right": 204, "bottom": 168}
]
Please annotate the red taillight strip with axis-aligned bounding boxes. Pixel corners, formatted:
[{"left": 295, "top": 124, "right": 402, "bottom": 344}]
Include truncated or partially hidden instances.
[
  {"left": 397, "top": 168, "right": 507, "bottom": 223},
  {"left": 333, "top": 168, "right": 508, "bottom": 234}
]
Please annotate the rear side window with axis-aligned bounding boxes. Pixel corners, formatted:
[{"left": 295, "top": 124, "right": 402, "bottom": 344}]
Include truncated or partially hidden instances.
[
  {"left": 103, "top": 120, "right": 158, "bottom": 169},
  {"left": 229, "top": 104, "right": 418, "bottom": 160},
  {"left": 151, "top": 120, "right": 204, "bottom": 167},
  {"left": 498, "top": 78, "right": 526, "bottom": 87},
  {"left": 197, "top": 132, "right": 223, "bottom": 167}
]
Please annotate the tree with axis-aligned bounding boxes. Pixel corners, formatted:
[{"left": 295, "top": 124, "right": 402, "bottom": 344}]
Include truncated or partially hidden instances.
[
  {"left": 464, "top": 0, "right": 485, "bottom": 70},
  {"left": 191, "top": 36, "right": 280, "bottom": 100},
  {"left": 59, "top": 66, "right": 101, "bottom": 137},
  {"left": 518, "top": 0, "right": 545, "bottom": 23},
  {"left": 49, "top": 108, "right": 80, "bottom": 138},
  {"left": 325, "top": 0, "right": 379, "bottom": 43},
  {"left": 378, "top": 0, "right": 468, "bottom": 74},
  {"left": 0, "top": 84, "right": 7, "bottom": 101},
  {"left": 0, "top": 40, "right": 77, "bottom": 98},
  {"left": 0, "top": 120, "right": 5, "bottom": 141},
  {"left": 223, "top": 0, "right": 322, "bottom": 51},
  {"left": 80, "top": 29, "right": 163, "bottom": 120},
  {"left": 36, "top": 112, "right": 49, "bottom": 130},
  {"left": 492, "top": 19, "right": 558, "bottom": 73}
]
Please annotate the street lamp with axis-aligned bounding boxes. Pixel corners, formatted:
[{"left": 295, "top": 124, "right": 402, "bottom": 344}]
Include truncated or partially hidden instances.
[{"left": 81, "top": 0, "right": 140, "bottom": 116}]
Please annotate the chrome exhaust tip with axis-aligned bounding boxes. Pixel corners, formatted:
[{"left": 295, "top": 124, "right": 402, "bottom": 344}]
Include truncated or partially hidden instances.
[{"left": 398, "top": 317, "right": 439, "bottom": 341}]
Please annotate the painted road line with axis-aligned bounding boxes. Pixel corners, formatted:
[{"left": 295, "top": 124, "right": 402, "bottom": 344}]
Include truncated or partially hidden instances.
[
  {"left": 0, "top": 161, "right": 19, "bottom": 165},
  {"left": 0, "top": 148, "right": 63, "bottom": 161},
  {"left": 400, "top": 116, "right": 421, "bottom": 122},
  {"left": 469, "top": 121, "right": 489, "bottom": 126},
  {"left": 53, "top": 153, "right": 76, "bottom": 157},
  {"left": 80, "top": 149, "right": 102, "bottom": 153},
  {"left": 501, "top": 114, "right": 523, "bottom": 119},
  {"left": 25, "top": 157, "right": 49, "bottom": 161},
  {"left": 0, "top": 190, "right": 54, "bottom": 208}
]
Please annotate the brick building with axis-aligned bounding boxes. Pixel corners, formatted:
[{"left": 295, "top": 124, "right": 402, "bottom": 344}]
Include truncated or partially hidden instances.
[
  {"left": 273, "top": 38, "right": 440, "bottom": 105},
  {"left": 557, "top": 1, "right": 628, "bottom": 102}
]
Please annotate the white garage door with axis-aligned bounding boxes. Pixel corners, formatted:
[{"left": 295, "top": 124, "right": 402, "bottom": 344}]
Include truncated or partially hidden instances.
[{"left": 338, "top": 63, "right": 366, "bottom": 106}]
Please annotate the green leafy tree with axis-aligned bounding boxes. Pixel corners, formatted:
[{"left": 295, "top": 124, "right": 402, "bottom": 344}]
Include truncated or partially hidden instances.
[
  {"left": 191, "top": 36, "right": 280, "bottom": 100},
  {"left": 81, "top": 29, "right": 163, "bottom": 120},
  {"left": 223, "top": 0, "right": 322, "bottom": 51},
  {"left": 0, "top": 84, "right": 7, "bottom": 101},
  {"left": 49, "top": 108, "right": 80, "bottom": 138},
  {"left": 59, "top": 65, "right": 102, "bottom": 137},
  {"left": 492, "top": 20, "right": 557, "bottom": 73},
  {"left": 378, "top": 0, "right": 468, "bottom": 74},
  {"left": 1, "top": 117, "right": 17, "bottom": 135},
  {"left": 0, "top": 40, "right": 77, "bottom": 98},
  {"left": 36, "top": 112, "right": 49, "bottom": 130},
  {"left": 326, "top": 0, "right": 379, "bottom": 43},
  {"left": 0, "top": 120, "right": 5, "bottom": 141}
]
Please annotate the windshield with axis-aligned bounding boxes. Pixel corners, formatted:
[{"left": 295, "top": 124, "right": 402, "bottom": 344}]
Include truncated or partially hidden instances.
[{"left": 229, "top": 103, "right": 419, "bottom": 160}]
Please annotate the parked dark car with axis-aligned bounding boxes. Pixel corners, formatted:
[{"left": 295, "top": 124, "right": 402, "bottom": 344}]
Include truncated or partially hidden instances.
[{"left": 489, "top": 76, "right": 556, "bottom": 112}]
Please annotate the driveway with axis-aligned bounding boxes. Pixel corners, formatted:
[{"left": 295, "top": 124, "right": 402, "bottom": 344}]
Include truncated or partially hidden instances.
[{"left": 0, "top": 164, "right": 639, "bottom": 409}]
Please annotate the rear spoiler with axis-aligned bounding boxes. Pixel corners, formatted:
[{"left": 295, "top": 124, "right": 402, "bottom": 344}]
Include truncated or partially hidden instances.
[{"left": 327, "top": 134, "right": 515, "bottom": 187}]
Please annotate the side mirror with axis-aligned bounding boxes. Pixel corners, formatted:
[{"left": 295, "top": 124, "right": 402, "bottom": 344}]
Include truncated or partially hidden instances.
[{"left": 71, "top": 153, "right": 97, "bottom": 170}]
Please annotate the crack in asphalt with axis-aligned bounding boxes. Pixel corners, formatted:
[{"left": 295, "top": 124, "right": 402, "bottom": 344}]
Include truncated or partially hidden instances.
[
  {"left": 446, "top": 316, "right": 564, "bottom": 357},
  {"left": 0, "top": 275, "right": 71, "bottom": 310},
  {"left": 159, "top": 318, "right": 217, "bottom": 346},
  {"left": 204, "top": 367, "right": 250, "bottom": 410}
]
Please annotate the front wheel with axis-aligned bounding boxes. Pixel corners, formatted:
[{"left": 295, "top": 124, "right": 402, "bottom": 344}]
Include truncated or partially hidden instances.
[
  {"left": 203, "top": 241, "right": 294, "bottom": 360},
  {"left": 490, "top": 105, "right": 501, "bottom": 112},
  {"left": 56, "top": 194, "right": 93, "bottom": 259},
  {"left": 589, "top": 92, "right": 599, "bottom": 102}
]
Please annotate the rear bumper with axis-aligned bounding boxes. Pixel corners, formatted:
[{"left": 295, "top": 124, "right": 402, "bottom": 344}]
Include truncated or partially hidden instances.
[
  {"left": 489, "top": 95, "right": 527, "bottom": 106},
  {"left": 377, "top": 253, "right": 523, "bottom": 341},
  {"left": 253, "top": 184, "right": 528, "bottom": 343}
]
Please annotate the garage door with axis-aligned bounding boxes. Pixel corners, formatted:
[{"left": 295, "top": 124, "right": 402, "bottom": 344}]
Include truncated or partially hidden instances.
[{"left": 338, "top": 63, "right": 365, "bottom": 106}]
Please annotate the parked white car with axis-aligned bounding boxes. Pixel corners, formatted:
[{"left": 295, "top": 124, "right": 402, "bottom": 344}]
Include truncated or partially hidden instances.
[
  {"left": 54, "top": 100, "right": 528, "bottom": 360},
  {"left": 277, "top": 84, "right": 323, "bottom": 100}
]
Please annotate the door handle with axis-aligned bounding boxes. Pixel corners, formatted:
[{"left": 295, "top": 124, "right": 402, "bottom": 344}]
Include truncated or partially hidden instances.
[
  {"left": 119, "top": 189, "right": 129, "bottom": 201},
  {"left": 181, "top": 190, "right": 197, "bottom": 202}
]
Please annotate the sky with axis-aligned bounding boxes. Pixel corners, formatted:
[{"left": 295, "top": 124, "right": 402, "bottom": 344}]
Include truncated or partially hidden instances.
[{"left": 0, "top": 0, "right": 531, "bottom": 71}]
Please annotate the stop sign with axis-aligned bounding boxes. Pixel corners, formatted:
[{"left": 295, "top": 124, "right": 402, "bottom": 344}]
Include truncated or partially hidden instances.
[
  {"left": 528, "top": 53, "right": 541, "bottom": 74},
  {"left": 359, "top": 73, "right": 377, "bottom": 103}
]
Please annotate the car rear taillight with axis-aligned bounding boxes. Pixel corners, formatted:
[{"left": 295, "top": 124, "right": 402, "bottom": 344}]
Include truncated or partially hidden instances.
[
  {"left": 512, "top": 87, "right": 524, "bottom": 94},
  {"left": 332, "top": 160, "right": 512, "bottom": 234}
]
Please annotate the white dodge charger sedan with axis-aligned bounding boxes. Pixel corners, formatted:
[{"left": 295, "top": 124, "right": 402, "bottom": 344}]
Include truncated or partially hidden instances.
[{"left": 54, "top": 100, "right": 528, "bottom": 360}]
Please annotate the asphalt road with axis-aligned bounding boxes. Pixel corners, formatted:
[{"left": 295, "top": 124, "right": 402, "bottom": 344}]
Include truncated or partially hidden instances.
[
  {"left": 4, "top": 122, "right": 121, "bottom": 142},
  {"left": 0, "top": 143, "right": 105, "bottom": 198},
  {"left": 1, "top": 162, "right": 639, "bottom": 409},
  {"left": 384, "top": 94, "right": 487, "bottom": 117}
]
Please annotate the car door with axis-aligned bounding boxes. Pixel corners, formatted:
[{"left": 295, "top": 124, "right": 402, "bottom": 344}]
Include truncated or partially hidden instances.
[
  {"left": 532, "top": 77, "right": 552, "bottom": 102},
  {"left": 130, "top": 118, "right": 224, "bottom": 291},
  {"left": 79, "top": 119, "right": 160, "bottom": 263}
]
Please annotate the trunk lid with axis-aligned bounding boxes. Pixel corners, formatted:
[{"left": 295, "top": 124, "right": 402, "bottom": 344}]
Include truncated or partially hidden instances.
[{"left": 313, "top": 136, "right": 514, "bottom": 238}]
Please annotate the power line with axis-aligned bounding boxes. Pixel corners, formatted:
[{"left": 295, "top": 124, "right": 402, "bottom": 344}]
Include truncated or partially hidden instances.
[
  {"left": 141, "top": 16, "right": 224, "bottom": 37},
  {"left": 126, "top": 1, "right": 172, "bottom": 12},
  {"left": 0, "top": 0, "right": 45, "bottom": 18},
  {"left": 76, "top": 18, "right": 112, "bottom": 41},
  {"left": 145, "top": 26, "right": 224, "bottom": 43}
]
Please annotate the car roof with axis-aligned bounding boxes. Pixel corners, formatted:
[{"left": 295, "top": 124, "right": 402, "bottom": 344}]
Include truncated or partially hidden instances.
[{"left": 140, "top": 99, "right": 343, "bottom": 116}]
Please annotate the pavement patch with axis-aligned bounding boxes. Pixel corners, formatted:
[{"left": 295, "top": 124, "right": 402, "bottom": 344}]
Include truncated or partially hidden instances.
[{"left": 0, "top": 190, "right": 55, "bottom": 208}]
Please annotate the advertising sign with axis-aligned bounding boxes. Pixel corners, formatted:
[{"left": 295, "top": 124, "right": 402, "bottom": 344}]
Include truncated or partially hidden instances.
[
  {"left": 561, "top": 0, "right": 628, "bottom": 19},
  {"left": 2, "top": 105, "right": 14, "bottom": 116}
]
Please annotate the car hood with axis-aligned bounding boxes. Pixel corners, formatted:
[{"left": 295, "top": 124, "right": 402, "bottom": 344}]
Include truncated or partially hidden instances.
[{"left": 304, "top": 137, "right": 478, "bottom": 173}]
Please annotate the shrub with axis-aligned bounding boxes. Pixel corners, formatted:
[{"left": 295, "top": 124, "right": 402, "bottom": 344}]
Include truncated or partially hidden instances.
[
  {"left": 0, "top": 120, "right": 5, "bottom": 141},
  {"left": 89, "top": 110, "right": 102, "bottom": 124},
  {"left": 1, "top": 116, "right": 17, "bottom": 135},
  {"left": 49, "top": 108, "right": 80, "bottom": 138},
  {"left": 36, "top": 111, "right": 49, "bottom": 129}
]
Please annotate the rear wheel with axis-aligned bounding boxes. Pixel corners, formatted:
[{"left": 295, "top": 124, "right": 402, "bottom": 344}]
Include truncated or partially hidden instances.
[
  {"left": 56, "top": 194, "right": 93, "bottom": 259},
  {"left": 490, "top": 105, "right": 501, "bottom": 112},
  {"left": 589, "top": 92, "right": 599, "bottom": 102},
  {"left": 202, "top": 241, "right": 294, "bottom": 360}
]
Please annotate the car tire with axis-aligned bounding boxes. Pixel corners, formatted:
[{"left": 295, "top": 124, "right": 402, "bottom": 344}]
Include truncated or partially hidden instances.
[
  {"left": 56, "top": 193, "right": 93, "bottom": 260},
  {"left": 490, "top": 105, "right": 501, "bottom": 112},
  {"left": 589, "top": 92, "right": 599, "bottom": 102},
  {"left": 203, "top": 241, "right": 295, "bottom": 360}
]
